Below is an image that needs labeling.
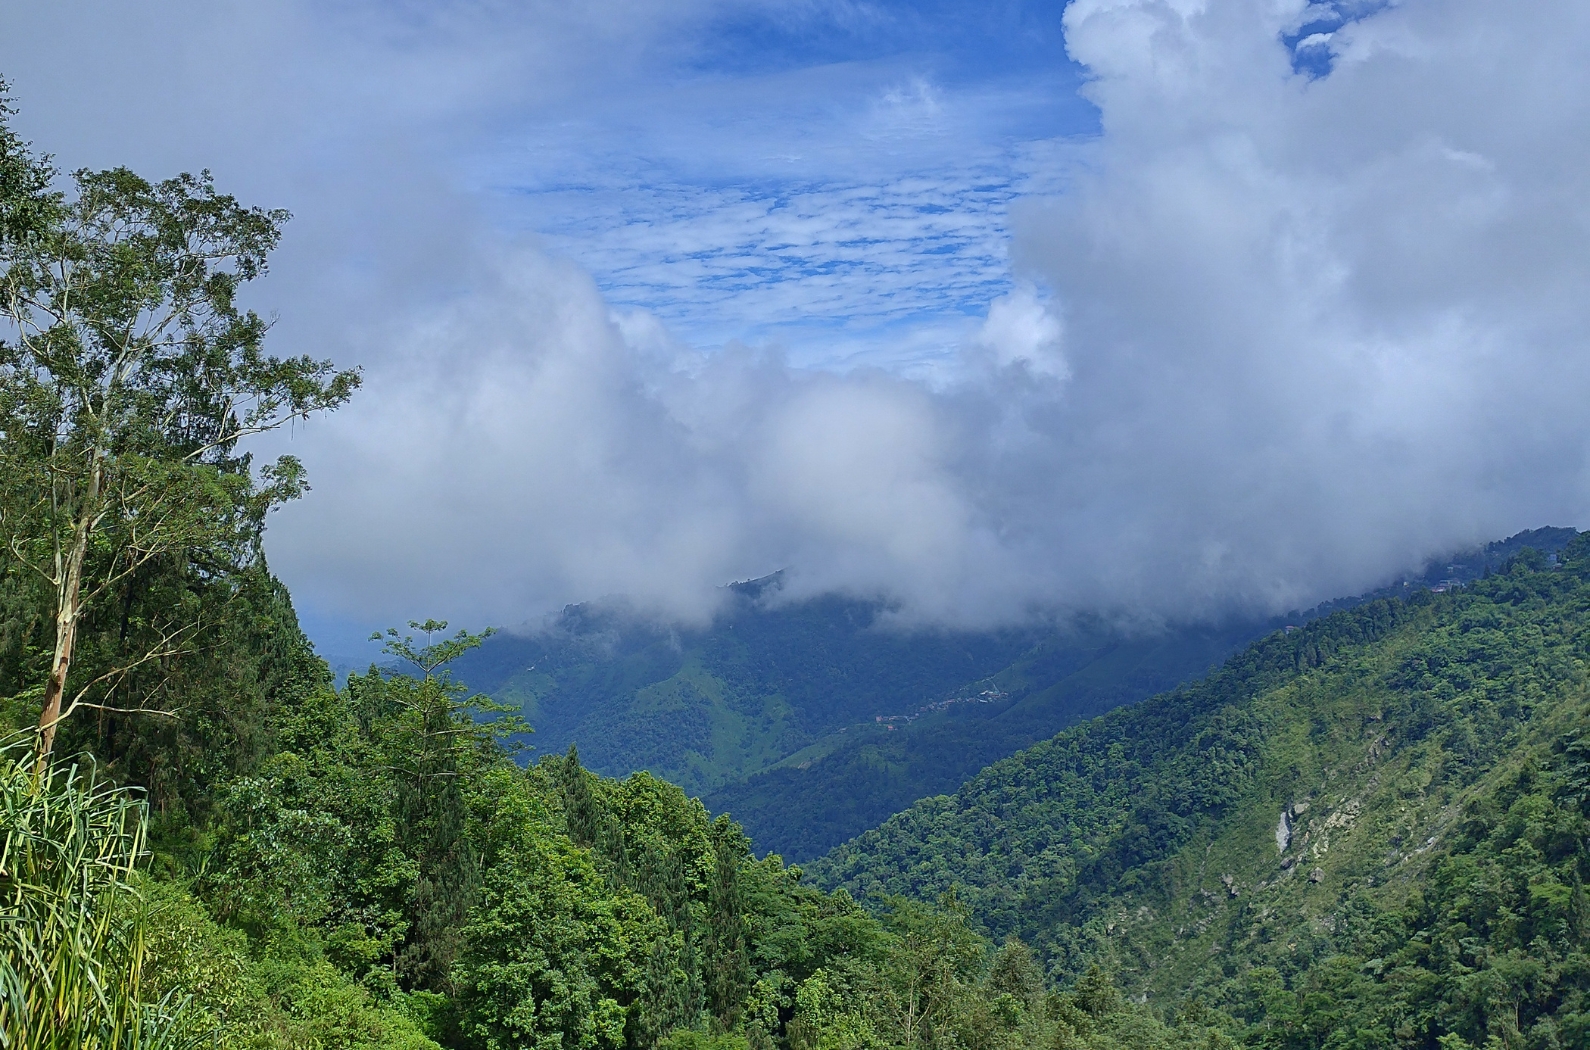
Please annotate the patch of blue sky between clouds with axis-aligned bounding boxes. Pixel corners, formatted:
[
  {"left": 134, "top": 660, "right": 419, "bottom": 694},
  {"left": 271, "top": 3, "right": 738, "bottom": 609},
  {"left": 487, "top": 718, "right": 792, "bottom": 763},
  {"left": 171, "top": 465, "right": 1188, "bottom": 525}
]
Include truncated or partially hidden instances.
[
  {"left": 506, "top": 139, "right": 1078, "bottom": 375},
  {"left": 690, "top": 0, "right": 1074, "bottom": 84},
  {"left": 1284, "top": 0, "right": 1395, "bottom": 78},
  {"left": 475, "top": 1, "right": 1097, "bottom": 376}
]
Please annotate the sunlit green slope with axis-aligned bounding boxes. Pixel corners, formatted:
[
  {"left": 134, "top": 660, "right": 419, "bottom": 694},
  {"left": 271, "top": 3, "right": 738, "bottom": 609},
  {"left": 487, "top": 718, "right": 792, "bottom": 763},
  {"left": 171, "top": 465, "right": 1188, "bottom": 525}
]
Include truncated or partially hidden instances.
[{"left": 812, "top": 536, "right": 1590, "bottom": 1044}]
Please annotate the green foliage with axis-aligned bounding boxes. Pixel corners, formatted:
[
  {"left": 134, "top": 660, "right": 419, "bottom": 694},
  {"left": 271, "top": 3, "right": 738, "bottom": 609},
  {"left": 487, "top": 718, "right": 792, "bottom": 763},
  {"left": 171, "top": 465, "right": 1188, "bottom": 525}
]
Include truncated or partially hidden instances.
[
  {"left": 0, "top": 91, "right": 358, "bottom": 767},
  {"left": 134, "top": 877, "right": 252, "bottom": 1036},
  {"left": 814, "top": 537, "right": 1590, "bottom": 1049},
  {"left": 0, "top": 552, "right": 332, "bottom": 819},
  {"left": 0, "top": 79, "right": 54, "bottom": 249},
  {"left": 706, "top": 817, "right": 753, "bottom": 1030},
  {"left": 247, "top": 958, "right": 441, "bottom": 1050},
  {"left": 452, "top": 791, "right": 658, "bottom": 1050},
  {"left": 0, "top": 743, "right": 204, "bottom": 1048},
  {"left": 135, "top": 876, "right": 440, "bottom": 1050}
]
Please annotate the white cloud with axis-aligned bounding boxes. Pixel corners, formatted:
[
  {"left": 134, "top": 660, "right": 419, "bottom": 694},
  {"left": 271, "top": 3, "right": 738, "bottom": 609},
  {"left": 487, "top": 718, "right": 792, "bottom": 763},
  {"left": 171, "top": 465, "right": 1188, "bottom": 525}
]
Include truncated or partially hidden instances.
[
  {"left": 5, "top": 0, "right": 1590, "bottom": 651},
  {"left": 997, "top": 0, "right": 1590, "bottom": 612},
  {"left": 976, "top": 284, "right": 1067, "bottom": 378}
]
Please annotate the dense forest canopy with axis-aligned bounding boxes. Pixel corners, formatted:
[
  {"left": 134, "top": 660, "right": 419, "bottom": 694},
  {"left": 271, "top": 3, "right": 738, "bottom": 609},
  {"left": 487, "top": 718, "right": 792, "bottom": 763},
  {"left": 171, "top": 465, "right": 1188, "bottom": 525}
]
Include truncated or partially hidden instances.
[
  {"left": 814, "top": 537, "right": 1590, "bottom": 1048},
  {"left": 4, "top": 86, "right": 1590, "bottom": 1050}
]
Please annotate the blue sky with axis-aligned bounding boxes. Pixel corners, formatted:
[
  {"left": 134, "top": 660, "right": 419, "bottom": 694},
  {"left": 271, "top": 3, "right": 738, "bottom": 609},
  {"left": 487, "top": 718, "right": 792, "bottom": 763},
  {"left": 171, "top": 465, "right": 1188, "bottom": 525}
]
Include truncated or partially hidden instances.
[
  {"left": 474, "top": 0, "right": 1098, "bottom": 370},
  {"left": 470, "top": 0, "right": 1390, "bottom": 369}
]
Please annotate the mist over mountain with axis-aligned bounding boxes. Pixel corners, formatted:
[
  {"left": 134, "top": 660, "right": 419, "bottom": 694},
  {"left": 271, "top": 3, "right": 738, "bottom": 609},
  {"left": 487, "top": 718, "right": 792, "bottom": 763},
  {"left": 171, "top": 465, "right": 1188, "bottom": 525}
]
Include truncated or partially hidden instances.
[
  {"left": 444, "top": 574, "right": 1044, "bottom": 794},
  {"left": 6, "top": 0, "right": 1587, "bottom": 641}
]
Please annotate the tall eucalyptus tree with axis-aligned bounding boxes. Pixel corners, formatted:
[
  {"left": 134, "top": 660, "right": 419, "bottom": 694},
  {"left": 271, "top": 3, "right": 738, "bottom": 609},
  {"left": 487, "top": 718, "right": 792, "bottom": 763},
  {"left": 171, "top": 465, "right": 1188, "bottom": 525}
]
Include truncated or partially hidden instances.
[{"left": 0, "top": 91, "right": 358, "bottom": 769}]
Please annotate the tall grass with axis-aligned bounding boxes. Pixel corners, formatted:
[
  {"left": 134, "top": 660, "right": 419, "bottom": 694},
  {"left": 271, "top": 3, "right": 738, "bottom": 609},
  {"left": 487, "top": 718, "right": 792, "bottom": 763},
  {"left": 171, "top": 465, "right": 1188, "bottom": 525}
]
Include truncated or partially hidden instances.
[{"left": 0, "top": 742, "right": 198, "bottom": 1049}]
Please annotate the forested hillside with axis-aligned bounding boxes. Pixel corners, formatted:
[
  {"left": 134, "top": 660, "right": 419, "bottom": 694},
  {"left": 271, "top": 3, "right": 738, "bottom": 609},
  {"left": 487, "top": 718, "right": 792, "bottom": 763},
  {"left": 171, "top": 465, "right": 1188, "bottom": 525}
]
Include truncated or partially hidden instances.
[
  {"left": 814, "top": 535, "right": 1590, "bottom": 1047},
  {"left": 444, "top": 577, "right": 1045, "bottom": 795},
  {"left": 703, "top": 619, "right": 1269, "bottom": 861}
]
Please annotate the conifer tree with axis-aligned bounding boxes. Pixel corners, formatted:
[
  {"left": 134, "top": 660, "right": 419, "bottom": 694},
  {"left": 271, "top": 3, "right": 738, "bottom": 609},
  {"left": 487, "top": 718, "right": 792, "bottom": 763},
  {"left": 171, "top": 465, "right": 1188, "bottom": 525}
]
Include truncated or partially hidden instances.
[
  {"left": 704, "top": 815, "right": 751, "bottom": 1031},
  {"left": 634, "top": 935, "right": 699, "bottom": 1048},
  {"left": 363, "top": 620, "right": 510, "bottom": 991},
  {"left": 560, "top": 743, "right": 634, "bottom": 886},
  {"left": 560, "top": 744, "right": 600, "bottom": 847},
  {"left": 639, "top": 843, "right": 704, "bottom": 1027}
]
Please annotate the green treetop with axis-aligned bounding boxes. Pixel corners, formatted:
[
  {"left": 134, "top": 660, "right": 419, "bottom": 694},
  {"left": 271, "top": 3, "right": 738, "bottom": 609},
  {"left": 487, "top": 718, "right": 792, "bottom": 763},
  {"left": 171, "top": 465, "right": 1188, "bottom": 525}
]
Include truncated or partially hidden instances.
[{"left": 0, "top": 88, "right": 359, "bottom": 769}]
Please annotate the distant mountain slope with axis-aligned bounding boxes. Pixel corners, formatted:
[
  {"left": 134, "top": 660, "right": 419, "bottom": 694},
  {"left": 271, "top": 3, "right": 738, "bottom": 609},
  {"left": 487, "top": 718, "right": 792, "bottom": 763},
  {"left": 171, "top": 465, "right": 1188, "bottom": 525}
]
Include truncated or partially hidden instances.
[
  {"left": 446, "top": 577, "right": 1046, "bottom": 794},
  {"left": 809, "top": 530, "right": 1590, "bottom": 1041},
  {"left": 449, "top": 528, "right": 1579, "bottom": 849},
  {"left": 704, "top": 618, "right": 1273, "bottom": 861},
  {"left": 705, "top": 527, "right": 1582, "bottom": 861}
]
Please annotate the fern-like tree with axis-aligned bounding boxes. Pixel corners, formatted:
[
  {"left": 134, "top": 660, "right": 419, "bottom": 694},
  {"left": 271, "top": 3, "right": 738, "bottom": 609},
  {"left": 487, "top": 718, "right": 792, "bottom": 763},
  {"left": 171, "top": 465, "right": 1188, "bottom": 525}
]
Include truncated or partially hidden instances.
[{"left": 0, "top": 89, "right": 358, "bottom": 770}]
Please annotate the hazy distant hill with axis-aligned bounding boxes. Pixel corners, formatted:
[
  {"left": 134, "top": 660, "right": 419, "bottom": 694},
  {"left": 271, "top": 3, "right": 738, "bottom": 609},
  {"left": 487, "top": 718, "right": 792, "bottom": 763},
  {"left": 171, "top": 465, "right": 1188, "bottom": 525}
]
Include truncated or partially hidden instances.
[
  {"left": 446, "top": 573, "right": 1278, "bottom": 815},
  {"left": 702, "top": 617, "right": 1273, "bottom": 860},
  {"left": 445, "top": 575, "right": 1046, "bottom": 794}
]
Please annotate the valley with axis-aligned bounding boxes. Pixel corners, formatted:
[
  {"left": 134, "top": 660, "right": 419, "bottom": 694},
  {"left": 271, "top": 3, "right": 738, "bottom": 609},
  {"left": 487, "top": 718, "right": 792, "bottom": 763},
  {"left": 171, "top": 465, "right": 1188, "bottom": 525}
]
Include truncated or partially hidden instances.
[{"left": 449, "top": 528, "right": 1580, "bottom": 863}]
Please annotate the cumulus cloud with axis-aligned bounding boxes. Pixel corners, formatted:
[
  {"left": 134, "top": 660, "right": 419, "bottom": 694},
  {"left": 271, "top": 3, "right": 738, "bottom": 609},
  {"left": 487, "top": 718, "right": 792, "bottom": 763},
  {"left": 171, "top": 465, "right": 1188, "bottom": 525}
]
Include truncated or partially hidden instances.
[
  {"left": 266, "top": 257, "right": 1005, "bottom": 628},
  {"left": 4, "top": 0, "right": 1589, "bottom": 649},
  {"left": 976, "top": 284, "right": 1067, "bottom": 377},
  {"left": 993, "top": 0, "right": 1590, "bottom": 614}
]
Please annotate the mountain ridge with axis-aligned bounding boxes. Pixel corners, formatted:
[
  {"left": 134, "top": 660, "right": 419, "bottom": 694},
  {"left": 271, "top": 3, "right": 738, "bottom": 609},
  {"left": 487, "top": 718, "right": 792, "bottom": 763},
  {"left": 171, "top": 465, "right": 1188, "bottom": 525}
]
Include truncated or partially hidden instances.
[{"left": 446, "top": 528, "right": 1582, "bottom": 862}]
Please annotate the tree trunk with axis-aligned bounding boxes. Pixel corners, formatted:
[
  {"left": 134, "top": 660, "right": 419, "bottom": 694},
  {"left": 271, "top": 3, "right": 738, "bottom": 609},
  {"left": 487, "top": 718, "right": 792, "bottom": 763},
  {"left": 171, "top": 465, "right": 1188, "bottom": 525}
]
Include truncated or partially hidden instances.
[{"left": 35, "top": 457, "right": 99, "bottom": 773}]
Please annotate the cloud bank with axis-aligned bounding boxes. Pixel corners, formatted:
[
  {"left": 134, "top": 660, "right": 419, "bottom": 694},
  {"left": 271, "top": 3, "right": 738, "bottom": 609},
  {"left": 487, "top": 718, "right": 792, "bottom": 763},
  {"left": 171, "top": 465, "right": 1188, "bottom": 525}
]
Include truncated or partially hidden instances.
[{"left": 4, "top": 0, "right": 1589, "bottom": 647}]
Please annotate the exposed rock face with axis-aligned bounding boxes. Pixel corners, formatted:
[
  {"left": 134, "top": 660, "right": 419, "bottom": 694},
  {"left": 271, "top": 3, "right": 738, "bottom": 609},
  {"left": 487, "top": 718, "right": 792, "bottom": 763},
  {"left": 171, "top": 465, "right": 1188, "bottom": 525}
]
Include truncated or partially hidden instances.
[
  {"left": 1275, "top": 810, "right": 1292, "bottom": 853},
  {"left": 1309, "top": 867, "right": 1324, "bottom": 883}
]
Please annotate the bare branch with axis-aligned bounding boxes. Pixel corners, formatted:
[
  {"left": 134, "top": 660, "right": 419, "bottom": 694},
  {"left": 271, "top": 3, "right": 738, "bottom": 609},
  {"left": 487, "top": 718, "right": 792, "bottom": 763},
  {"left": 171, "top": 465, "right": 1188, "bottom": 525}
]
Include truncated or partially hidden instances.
[
  {"left": 70, "top": 701, "right": 179, "bottom": 719},
  {"left": 47, "top": 622, "right": 200, "bottom": 727}
]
